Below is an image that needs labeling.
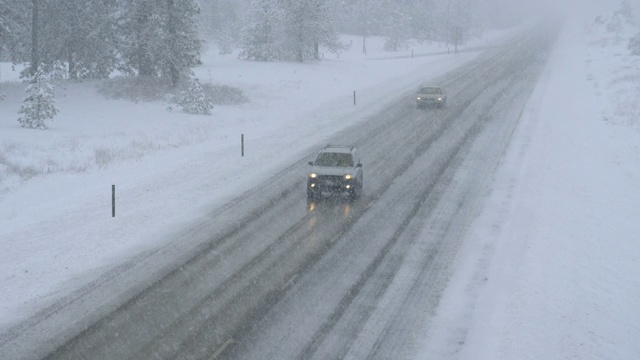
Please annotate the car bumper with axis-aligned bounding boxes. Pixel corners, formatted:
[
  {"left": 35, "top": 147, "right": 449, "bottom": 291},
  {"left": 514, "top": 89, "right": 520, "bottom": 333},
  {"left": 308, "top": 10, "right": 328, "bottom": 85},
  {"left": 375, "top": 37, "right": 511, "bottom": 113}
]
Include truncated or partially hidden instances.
[
  {"left": 417, "top": 98, "right": 446, "bottom": 107},
  {"left": 307, "top": 178, "right": 357, "bottom": 197}
]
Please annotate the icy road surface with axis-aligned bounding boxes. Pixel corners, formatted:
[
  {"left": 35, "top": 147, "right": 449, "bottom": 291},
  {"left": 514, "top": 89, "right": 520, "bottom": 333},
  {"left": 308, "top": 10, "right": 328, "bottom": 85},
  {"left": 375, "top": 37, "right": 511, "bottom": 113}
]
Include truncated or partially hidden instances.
[{"left": 27, "top": 23, "right": 558, "bottom": 360}]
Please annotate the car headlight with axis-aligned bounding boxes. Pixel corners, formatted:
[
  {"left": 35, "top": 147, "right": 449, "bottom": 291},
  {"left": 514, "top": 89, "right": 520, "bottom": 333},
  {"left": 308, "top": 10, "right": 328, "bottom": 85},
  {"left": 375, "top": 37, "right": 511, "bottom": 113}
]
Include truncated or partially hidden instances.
[
  {"left": 345, "top": 174, "right": 353, "bottom": 180},
  {"left": 438, "top": 97, "right": 442, "bottom": 101},
  {"left": 309, "top": 173, "right": 317, "bottom": 178},
  {"left": 417, "top": 97, "right": 421, "bottom": 100}
]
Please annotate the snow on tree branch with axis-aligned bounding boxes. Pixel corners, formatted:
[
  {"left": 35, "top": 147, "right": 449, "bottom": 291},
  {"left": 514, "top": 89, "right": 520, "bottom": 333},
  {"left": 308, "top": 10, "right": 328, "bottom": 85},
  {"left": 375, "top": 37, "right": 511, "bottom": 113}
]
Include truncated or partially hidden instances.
[{"left": 17, "top": 66, "right": 59, "bottom": 129}]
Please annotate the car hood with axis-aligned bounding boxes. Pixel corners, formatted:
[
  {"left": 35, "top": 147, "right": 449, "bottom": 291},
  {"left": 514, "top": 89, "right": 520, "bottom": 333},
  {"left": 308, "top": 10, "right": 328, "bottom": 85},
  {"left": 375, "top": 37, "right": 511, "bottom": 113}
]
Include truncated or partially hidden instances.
[
  {"left": 310, "top": 166, "right": 355, "bottom": 176},
  {"left": 417, "top": 93, "right": 444, "bottom": 98}
]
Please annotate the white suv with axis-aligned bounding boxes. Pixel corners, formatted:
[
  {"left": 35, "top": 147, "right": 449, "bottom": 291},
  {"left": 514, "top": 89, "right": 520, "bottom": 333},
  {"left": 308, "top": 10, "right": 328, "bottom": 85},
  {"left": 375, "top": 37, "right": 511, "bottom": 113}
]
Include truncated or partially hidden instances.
[{"left": 307, "top": 145, "right": 363, "bottom": 202}]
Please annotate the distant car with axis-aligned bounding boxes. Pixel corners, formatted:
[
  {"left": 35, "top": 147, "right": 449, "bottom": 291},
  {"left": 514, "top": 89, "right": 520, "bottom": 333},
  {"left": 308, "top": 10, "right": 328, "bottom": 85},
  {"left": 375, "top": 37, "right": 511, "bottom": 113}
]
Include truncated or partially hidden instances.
[
  {"left": 307, "top": 145, "right": 363, "bottom": 203},
  {"left": 416, "top": 86, "right": 447, "bottom": 108}
]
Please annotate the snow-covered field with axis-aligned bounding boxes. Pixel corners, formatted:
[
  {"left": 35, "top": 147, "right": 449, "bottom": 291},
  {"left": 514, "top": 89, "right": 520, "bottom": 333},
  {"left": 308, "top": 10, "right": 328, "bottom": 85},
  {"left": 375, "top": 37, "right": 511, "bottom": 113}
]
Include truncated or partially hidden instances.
[
  {"left": 417, "top": 14, "right": 640, "bottom": 360},
  {"left": 1, "top": 8, "right": 639, "bottom": 360}
]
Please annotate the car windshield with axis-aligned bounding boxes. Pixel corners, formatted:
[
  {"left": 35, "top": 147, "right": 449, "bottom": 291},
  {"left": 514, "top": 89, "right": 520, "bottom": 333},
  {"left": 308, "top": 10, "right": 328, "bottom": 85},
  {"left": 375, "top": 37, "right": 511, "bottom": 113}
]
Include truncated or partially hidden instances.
[
  {"left": 419, "top": 87, "right": 442, "bottom": 94},
  {"left": 314, "top": 152, "right": 354, "bottom": 167}
]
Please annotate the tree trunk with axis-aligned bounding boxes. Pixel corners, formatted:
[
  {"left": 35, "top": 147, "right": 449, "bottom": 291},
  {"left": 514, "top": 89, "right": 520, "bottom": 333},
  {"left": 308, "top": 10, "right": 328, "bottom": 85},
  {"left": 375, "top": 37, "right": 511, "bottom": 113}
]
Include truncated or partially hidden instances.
[
  {"left": 362, "top": 0, "right": 367, "bottom": 55},
  {"left": 362, "top": 34, "right": 367, "bottom": 55},
  {"left": 67, "top": 0, "right": 78, "bottom": 80},
  {"left": 68, "top": 49, "right": 77, "bottom": 80},
  {"left": 31, "top": 0, "right": 39, "bottom": 76},
  {"left": 136, "top": 0, "right": 154, "bottom": 77},
  {"left": 167, "top": 0, "right": 179, "bottom": 87}
]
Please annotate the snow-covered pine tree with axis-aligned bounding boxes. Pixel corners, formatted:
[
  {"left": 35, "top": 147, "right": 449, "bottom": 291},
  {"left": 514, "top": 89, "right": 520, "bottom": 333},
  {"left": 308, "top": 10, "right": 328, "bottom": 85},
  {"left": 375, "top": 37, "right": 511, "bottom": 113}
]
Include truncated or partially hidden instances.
[
  {"left": 382, "top": 3, "right": 411, "bottom": 52},
  {"left": 284, "top": 0, "right": 314, "bottom": 61},
  {"left": 200, "top": 0, "right": 249, "bottom": 49},
  {"left": 327, "top": 0, "right": 358, "bottom": 35},
  {"left": 629, "top": 32, "right": 640, "bottom": 55},
  {"left": 617, "top": 0, "right": 635, "bottom": 26},
  {"left": 17, "top": 67, "right": 59, "bottom": 129},
  {"left": 117, "top": 0, "right": 163, "bottom": 78},
  {"left": 217, "top": 22, "right": 236, "bottom": 55},
  {"left": 329, "top": 0, "right": 387, "bottom": 41},
  {"left": 430, "top": 0, "right": 452, "bottom": 44},
  {"left": 163, "top": 0, "right": 202, "bottom": 87},
  {"left": 241, "top": 0, "right": 343, "bottom": 62},
  {"left": 1, "top": 1, "right": 38, "bottom": 75},
  {"left": 307, "top": 0, "right": 347, "bottom": 58},
  {"left": 239, "top": 0, "right": 285, "bottom": 61},
  {"left": 118, "top": 0, "right": 202, "bottom": 87},
  {"left": 447, "top": 0, "right": 475, "bottom": 51},
  {"left": 0, "top": 3, "right": 13, "bottom": 45},
  {"left": 178, "top": 77, "right": 213, "bottom": 115},
  {"left": 1, "top": 1, "right": 29, "bottom": 72},
  {"left": 3, "top": 0, "right": 119, "bottom": 80},
  {"left": 281, "top": 0, "right": 345, "bottom": 62},
  {"left": 210, "top": 0, "right": 243, "bottom": 55},
  {"left": 38, "top": 0, "right": 119, "bottom": 79},
  {"left": 607, "top": 12, "right": 624, "bottom": 35},
  {"left": 409, "top": 2, "right": 434, "bottom": 43}
]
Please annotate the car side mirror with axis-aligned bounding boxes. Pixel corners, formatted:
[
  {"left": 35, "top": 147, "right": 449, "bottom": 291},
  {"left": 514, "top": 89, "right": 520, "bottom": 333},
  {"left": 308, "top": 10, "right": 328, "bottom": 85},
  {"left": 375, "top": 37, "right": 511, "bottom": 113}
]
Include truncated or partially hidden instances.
[
  {"left": 356, "top": 163, "right": 362, "bottom": 168},
  {"left": 308, "top": 161, "right": 314, "bottom": 166}
]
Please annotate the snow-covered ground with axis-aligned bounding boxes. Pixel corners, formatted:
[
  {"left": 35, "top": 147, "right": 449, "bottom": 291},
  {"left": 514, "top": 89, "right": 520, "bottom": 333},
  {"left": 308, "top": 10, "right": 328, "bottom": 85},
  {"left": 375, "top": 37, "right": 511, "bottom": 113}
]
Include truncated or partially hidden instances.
[
  {"left": 417, "top": 13, "right": 640, "bottom": 360},
  {"left": 1, "top": 9, "right": 639, "bottom": 360},
  {"left": 0, "top": 27, "right": 522, "bottom": 332}
]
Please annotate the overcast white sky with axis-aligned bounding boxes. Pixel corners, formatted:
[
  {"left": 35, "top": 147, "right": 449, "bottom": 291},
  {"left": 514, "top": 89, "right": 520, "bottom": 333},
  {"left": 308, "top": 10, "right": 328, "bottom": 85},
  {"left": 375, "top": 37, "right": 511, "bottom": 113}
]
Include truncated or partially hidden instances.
[{"left": 516, "top": 0, "right": 624, "bottom": 18}]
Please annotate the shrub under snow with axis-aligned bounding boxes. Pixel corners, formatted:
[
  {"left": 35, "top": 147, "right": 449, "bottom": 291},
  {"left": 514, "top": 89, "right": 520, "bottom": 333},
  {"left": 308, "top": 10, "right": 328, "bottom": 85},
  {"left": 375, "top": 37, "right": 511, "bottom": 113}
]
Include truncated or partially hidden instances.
[{"left": 178, "top": 77, "right": 213, "bottom": 115}]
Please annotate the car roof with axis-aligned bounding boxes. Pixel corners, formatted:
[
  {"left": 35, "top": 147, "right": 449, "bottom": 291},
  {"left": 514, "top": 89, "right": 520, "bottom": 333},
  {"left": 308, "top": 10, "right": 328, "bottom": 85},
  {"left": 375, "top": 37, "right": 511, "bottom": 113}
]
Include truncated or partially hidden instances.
[
  {"left": 320, "top": 145, "right": 355, "bottom": 154},
  {"left": 418, "top": 86, "right": 443, "bottom": 92}
]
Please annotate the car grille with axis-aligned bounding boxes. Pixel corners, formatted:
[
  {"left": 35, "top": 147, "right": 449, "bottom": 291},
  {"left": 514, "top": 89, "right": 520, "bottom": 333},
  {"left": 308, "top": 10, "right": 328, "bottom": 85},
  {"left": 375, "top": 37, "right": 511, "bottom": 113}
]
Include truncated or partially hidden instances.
[{"left": 315, "top": 175, "right": 346, "bottom": 191}]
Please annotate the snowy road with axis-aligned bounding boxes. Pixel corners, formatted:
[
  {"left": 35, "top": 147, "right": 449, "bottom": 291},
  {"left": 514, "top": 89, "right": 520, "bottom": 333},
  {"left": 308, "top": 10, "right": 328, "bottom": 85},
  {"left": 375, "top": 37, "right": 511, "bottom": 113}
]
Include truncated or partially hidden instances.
[{"left": 35, "top": 24, "right": 560, "bottom": 360}]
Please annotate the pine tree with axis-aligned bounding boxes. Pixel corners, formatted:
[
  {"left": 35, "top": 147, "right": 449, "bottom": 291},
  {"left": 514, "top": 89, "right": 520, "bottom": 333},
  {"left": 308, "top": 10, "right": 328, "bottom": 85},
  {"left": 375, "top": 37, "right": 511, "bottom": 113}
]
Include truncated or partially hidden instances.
[
  {"left": 118, "top": 0, "right": 163, "bottom": 77},
  {"left": 178, "top": 77, "right": 213, "bottom": 115},
  {"left": 382, "top": 4, "right": 411, "bottom": 52},
  {"left": 0, "top": 3, "right": 13, "bottom": 44},
  {"left": 216, "top": 22, "right": 236, "bottom": 55},
  {"left": 164, "top": 0, "right": 202, "bottom": 87},
  {"left": 17, "top": 67, "right": 59, "bottom": 129},
  {"left": 118, "top": 0, "right": 202, "bottom": 87},
  {"left": 3, "top": 0, "right": 119, "bottom": 79},
  {"left": 239, "top": 0, "right": 284, "bottom": 61},
  {"left": 240, "top": 0, "right": 344, "bottom": 62},
  {"left": 39, "top": 0, "right": 120, "bottom": 79},
  {"left": 447, "top": 0, "right": 475, "bottom": 51},
  {"left": 208, "top": 0, "right": 244, "bottom": 55},
  {"left": 617, "top": 0, "right": 635, "bottom": 26},
  {"left": 629, "top": 32, "right": 640, "bottom": 55},
  {"left": 607, "top": 12, "right": 624, "bottom": 35},
  {"left": 0, "top": 1, "right": 29, "bottom": 65},
  {"left": 329, "top": 0, "right": 387, "bottom": 39},
  {"left": 282, "top": 0, "right": 344, "bottom": 62}
]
